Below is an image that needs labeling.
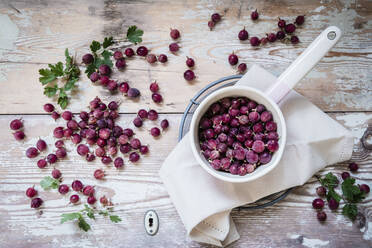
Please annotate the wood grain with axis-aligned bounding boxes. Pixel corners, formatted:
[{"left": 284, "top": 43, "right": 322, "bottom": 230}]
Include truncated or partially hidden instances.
[
  {"left": 0, "top": 112, "right": 371, "bottom": 248},
  {"left": 0, "top": 0, "right": 371, "bottom": 114}
]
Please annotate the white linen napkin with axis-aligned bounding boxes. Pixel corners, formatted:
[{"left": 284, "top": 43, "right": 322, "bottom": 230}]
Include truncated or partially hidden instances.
[{"left": 159, "top": 65, "right": 354, "bottom": 247}]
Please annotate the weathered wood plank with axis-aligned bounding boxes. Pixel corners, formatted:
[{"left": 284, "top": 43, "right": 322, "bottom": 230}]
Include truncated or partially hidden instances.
[
  {"left": 0, "top": 0, "right": 371, "bottom": 113},
  {"left": 0, "top": 112, "right": 371, "bottom": 247}
]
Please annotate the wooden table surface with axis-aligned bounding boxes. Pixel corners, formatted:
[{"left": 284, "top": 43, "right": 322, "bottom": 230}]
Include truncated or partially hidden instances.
[{"left": 0, "top": 0, "right": 371, "bottom": 247}]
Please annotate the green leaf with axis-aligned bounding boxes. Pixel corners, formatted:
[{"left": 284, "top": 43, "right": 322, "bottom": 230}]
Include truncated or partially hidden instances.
[
  {"left": 85, "top": 63, "right": 97, "bottom": 77},
  {"left": 64, "top": 78, "right": 78, "bottom": 91},
  {"left": 78, "top": 216, "right": 91, "bottom": 232},
  {"left": 98, "top": 210, "right": 109, "bottom": 216},
  {"left": 342, "top": 203, "right": 358, "bottom": 221},
  {"left": 82, "top": 204, "right": 95, "bottom": 219},
  {"left": 342, "top": 178, "right": 365, "bottom": 203},
  {"left": 126, "top": 26, "right": 143, "bottom": 44},
  {"left": 326, "top": 187, "right": 342, "bottom": 203},
  {"left": 40, "top": 176, "right": 60, "bottom": 190},
  {"left": 44, "top": 85, "right": 58, "bottom": 97},
  {"left": 65, "top": 48, "right": 72, "bottom": 66},
  {"left": 319, "top": 172, "right": 339, "bottom": 189},
  {"left": 94, "top": 50, "right": 113, "bottom": 68},
  {"left": 61, "top": 212, "right": 82, "bottom": 224},
  {"left": 90, "top": 40, "right": 101, "bottom": 53},
  {"left": 109, "top": 215, "right": 122, "bottom": 223},
  {"left": 102, "top": 36, "right": 114, "bottom": 48},
  {"left": 58, "top": 96, "right": 68, "bottom": 109},
  {"left": 49, "top": 62, "right": 64, "bottom": 77},
  {"left": 39, "top": 68, "right": 57, "bottom": 85}
]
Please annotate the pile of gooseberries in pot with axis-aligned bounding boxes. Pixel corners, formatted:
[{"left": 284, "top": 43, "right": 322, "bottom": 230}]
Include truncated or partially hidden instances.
[{"left": 198, "top": 96, "right": 279, "bottom": 176}]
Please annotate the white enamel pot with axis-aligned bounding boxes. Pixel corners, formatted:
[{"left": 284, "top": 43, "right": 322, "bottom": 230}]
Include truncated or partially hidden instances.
[{"left": 190, "top": 26, "right": 342, "bottom": 183}]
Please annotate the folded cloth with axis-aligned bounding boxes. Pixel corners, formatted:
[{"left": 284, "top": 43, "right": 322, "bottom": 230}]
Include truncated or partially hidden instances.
[{"left": 159, "top": 65, "right": 354, "bottom": 247}]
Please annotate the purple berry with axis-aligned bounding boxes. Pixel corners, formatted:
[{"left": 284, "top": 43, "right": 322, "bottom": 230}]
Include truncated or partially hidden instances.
[
  {"left": 291, "top": 36, "right": 299, "bottom": 44},
  {"left": 328, "top": 198, "right": 339, "bottom": 210},
  {"left": 123, "top": 128, "right": 134, "bottom": 137},
  {"left": 251, "top": 9, "right": 259, "bottom": 20},
  {"left": 152, "top": 93, "right": 163, "bottom": 103},
  {"left": 238, "top": 27, "right": 249, "bottom": 41},
  {"left": 56, "top": 148, "right": 67, "bottom": 159},
  {"left": 208, "top": 20, "right": 215, "bottom": 30},
  {"left": 87, "top": 196, "right": 97, "bottom": 205},
  {"left": 52, "top": 169, "right": 61, "bottom": 179},
  {"left": 237, "top": 63, "right": 247, "bottom": 73},
  {"left": 285, "top": 23, "right": 296, "bottom": 33},
  {"left": 316, "top": 186, "right": 327, "bottom": 197},
  {"left": 136, "top": 46, "right": 148, "bottom": 56},
  {"left": 228, "top": 53, "right": 238, "bottom": 65},
  {"left": 146, "top": 54, "right": 157, "bottom": 64},
  {"left": 252, "top": 140, "right": 265, "bottom": 153},
  {"left": 129, "top": 152, "right": 140, "bottom": 162},
  {"left": 58, "top": 184, "right": 69, "bottom": 194},
  {"left": 186, "top": 57, "right": 195, "bottom": 68},
  {"left": 119, "top": 82, "right": 130, "bottom": 93},
  {"left": 115, "top": 58, "right": 126, "bottom": 69},
  {"left": 229, "top": 163, "right": 239, "bottom": 175},
  {"left": 278, "top": 18, "right": 286, "bottom": 28},
  {"left": 85, "top": 153, "right": 96, "bottom": 162},
  {"left": 170, "top": 28, "right": 180, "bottom": 39},
  {"left": 31, "top": 197, "right": 43, "bottom": 208},
  {"left": 349, "top": 162, "right": 358, "bottom": 172},
  {"left": 184, "top": 70, "right": 195, "bottom": 81},
  {"left": 161, "top": 119, "right": 169, "bottom": 129},
  {"left": 99, "top": 64, "right": 111, "bottom": 76},
  {"left": 140, "top": 145, "right": 149, "bottom": 154},
  {"left": 90, "top": 72, "right": 100, "bottom": 82},
  {"left": 260, "top": 37, "right": 268, "bottom": 45},
  {"left": 295, "top": 15, "right": 305, "bottom": 25},
  {"left": 36, "top": 139, "right": 47, "bottom": 151},
  {"left": 37, "top": 159, "right": 47, "bottom": 169},
  {"left": 158, "top": 54, "right": 168, "bottom": 63},
  {"left": 114, "top": 157, "right": 124, "bottom": 169},
  {"left": 70, "top": 194, "right": 80, "bottom": 204},
  {"left": 169, "top": 42, "right": 180, "bottom": 52},
  {"left": 26, "top": 147, "right": 39, "bottom": 158},
  {"left": 127, "top": 88, "right": 141, "bottom": 98},
  {"left": 276, "top": 31, "right": 285, "bottom": 40},
  {"left": 125, "top": 48, "right": 135, "bottom": 57},
  {"left": 43, "top": 103, "right": 55, "bottom": 113},
  {"left": 211, "top": 13, "right": 221, "bottom": 22},
  {"left": 360, "top": 184, "right": 370, "bottom": 194},
  {"left": 341, "top": 172, "right": 350, "bottom": 180},
  {"left": 107, "top": 80, "right": 118, "bottom": 91},
  {"left": 82, "top": 54, "right": 94, "bottom": 64},
  {"left": 113, "top": 50, "right": 123, "bottom": 60},
  {"left": 267, "top": 140, "right": 279, "bottom": 152},
  {"left": 83, "top": 185, "right": 95, "bottom": 196},
  {"left": 133, "top": 117, "right": 143, "bottom": 127},
  {"left": 138, "top": 109, "right": 148, "bottom": 119},
  {"left": 151, "top": 127, "right": 161, "bottom": 137},
  {"left": 72, "top": 180, "right": 83, "bottom": 192},
  {"left": 267, "top": 33, "right": 277, "bottom": 42},
  {"left": 53, "top": 127, "right": 64, "bottom": 138},
  {"left": 26, "top": 187, "right": 37, "bottom": 198},
  {"left": 94, "top": 169, "right": 105, "bottom": 179},
  {"left": 108, "top": 101, "right": 118, "bottom": 110},
  {"left": 10, "top": 119, "right": 23, "bottom": 130},
  {"left": 13, "top": 131, "right": 25, "bottom": 140},
  {"left": 312, "top": 198, "right": 324, "bottom": 209},
  {"left": 317, "top": 211, "right": 327, "bottom": 222},
  {"left": 77, "top": 144, "right": 89, "bottom": 156},
  {"left": 47, "top": 153, "right": 57, "bottom": 164},
  {"left": 250, "top": 37, "right": 260, "bottom": 46}
]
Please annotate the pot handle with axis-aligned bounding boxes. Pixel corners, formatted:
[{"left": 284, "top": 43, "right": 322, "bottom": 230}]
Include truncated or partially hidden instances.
[{"left": 266, "top": 26, "right": 342, "bottom": 103}]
